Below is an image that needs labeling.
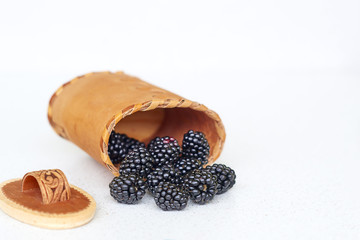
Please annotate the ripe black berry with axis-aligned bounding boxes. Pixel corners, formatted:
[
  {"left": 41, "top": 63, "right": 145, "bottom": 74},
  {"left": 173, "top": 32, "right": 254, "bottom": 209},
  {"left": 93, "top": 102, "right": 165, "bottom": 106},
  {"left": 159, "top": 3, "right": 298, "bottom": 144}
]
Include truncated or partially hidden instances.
[
  {"left": 182, "top": 130, "right": 210, "bottom": 165},
  {"left": 184, "top": 169, "right": 218, "bottom": 204},
  {"left": 206, "top": 164, "right": 236, "bottom": 194},
  {"left": 107, "top": 132, "right": 145, "bottom": 164},
  {"left": 146, "top": 164, "right": 182, "bottom": 195},
  {"left": 174, "top": 156, "right": 203, "bottom": 177},
  {"left": 109, "top": 173, "right": 147, "bottom": 204},
  {"left": 119, "top": 147, "right": 155, "bottom": 178},
  {"left": 154, "top": 182, "right": 189, "bottom": 211},
  {"left": 147, "top": 165, "right": 175, "bottom": 195},
  {"left": 147, "top": 136, "right": 181, "bottom": 167}
]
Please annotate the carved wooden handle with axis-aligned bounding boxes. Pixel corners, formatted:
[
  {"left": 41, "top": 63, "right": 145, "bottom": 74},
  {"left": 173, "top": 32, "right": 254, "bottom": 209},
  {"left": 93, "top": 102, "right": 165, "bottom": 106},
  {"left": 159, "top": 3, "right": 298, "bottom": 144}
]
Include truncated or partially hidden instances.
[{"left": 21, "top": 169, "right": 71, "bottom": 204}]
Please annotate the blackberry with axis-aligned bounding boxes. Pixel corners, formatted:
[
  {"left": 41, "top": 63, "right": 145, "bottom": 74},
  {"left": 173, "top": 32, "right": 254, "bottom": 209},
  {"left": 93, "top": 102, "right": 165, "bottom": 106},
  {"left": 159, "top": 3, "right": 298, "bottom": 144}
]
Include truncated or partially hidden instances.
[
  {"left": 183, "top": 169, "right": 218, "bottom": 204},
  {"left": 206, "top": 164, "right": 236, "bottom": 194},
  {"left": 147, "top": 136, "right": 181, "bottom": 167},
  {"left": 146, "top": 164, "right": 183, "bottom": 195},
  {"left": 174, "top": 156, "right": 203, "bottom": 177},
  {"left": 154, "top": 182, "right": 189, "bottom": 211},
  {"left": 119, "top": 147, "right": 155, "bottom": 178},
  {"left": 182, "top": 130, "right": 210, "bottom": 165},
  {"left": 109, "top": 173, "right": 147, "bottom": 204},
  {"left": 107, "top": 132, "right": 145, "bottom": 165},
  {"left": 172, "top": 170, "right": 185, "bottom": 185}
]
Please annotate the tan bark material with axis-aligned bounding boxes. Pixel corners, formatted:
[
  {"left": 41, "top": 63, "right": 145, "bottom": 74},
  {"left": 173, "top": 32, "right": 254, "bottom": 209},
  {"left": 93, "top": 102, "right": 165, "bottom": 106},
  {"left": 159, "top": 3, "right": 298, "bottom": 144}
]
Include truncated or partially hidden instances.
[
  {"left": 48, "top": 72, "right": 226, "bottom": 176},
  {"left": 0, "top": 170, "right": 96, "bottom": 229}
]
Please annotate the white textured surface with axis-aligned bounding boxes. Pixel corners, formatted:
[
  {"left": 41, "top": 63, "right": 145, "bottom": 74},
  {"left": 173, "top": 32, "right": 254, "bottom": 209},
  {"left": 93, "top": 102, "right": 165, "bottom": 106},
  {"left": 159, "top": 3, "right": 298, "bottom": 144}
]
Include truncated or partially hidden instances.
[{"left": 0, "top": 0, "right": 359, "bottom": 239}]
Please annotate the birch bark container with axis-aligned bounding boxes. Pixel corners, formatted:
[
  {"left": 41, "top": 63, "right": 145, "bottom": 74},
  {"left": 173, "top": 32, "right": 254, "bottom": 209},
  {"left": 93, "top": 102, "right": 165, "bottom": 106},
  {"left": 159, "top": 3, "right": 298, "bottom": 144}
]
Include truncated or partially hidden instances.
[{"left": 48, "top": 72, "right": 226, "bottom": 176}]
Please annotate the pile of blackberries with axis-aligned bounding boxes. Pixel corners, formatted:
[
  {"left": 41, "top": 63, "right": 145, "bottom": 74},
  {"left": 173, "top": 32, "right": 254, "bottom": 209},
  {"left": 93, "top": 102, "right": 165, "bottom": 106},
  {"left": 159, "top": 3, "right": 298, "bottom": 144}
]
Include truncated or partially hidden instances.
[{"left": 108, "top": 130, "right": 236, "bottom": 211}]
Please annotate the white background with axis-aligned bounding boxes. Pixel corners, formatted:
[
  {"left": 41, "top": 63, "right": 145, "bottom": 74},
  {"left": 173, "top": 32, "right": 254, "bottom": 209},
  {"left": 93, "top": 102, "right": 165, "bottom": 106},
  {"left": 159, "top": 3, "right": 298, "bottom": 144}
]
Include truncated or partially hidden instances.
[{"left": 0, "top": 0, "right": 359, "bottom": 239}]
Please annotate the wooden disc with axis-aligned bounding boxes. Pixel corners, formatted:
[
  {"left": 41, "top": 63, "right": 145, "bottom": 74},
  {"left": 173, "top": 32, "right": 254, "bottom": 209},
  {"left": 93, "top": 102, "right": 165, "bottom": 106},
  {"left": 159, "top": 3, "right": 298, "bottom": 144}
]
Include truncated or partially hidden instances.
[{"left": 0, "top": 179, "right": 96, "bottom": 229}]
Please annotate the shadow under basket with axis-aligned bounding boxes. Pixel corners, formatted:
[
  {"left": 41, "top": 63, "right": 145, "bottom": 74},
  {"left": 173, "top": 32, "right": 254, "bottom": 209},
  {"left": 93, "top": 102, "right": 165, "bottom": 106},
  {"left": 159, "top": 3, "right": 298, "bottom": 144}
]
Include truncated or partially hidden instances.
[{"left": 48, "top": 72, "right": 226, "bottom": 176}]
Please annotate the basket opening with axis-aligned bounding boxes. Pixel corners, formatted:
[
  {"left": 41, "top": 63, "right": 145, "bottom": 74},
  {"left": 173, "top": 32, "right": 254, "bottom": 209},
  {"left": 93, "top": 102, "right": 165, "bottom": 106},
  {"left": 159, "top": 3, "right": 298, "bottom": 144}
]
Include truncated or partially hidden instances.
[{"left": 113, "top": 107, "right": 218, "bottom": 156}]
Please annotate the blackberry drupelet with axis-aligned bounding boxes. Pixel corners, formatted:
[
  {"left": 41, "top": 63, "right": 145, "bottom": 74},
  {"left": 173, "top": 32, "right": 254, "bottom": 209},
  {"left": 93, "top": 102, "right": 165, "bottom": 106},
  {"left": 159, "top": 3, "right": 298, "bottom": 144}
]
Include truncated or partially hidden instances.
[
  {"left": 174, "top": 156, "right": 203, "bottom": 177},
  {"left": 147, "top": 136, "right": 181, "bottom": 167},
  {"left": 154, "top": 182, "right": 189, "bottom": 211},
  {"left": 182, "top": 130, "right": 210, "bottom": 165},
  {"left": 107, "top": 131, "right": 145, "bottom": 165},
  {"left": 183, "top": 169, "right": 218, "bottom": 204},
  {"left": 172, "top": 169, "right": 185, "bottom": 186},
  {"left": 109, "top": 173, "right": 147, "bottom": 204},
  {"left": 206, "top": 164, "right": 236, "bottom": 194},
  {"left": 146, "top": 164, "right": 183, "bottom": 195},
  {"left": 119, "top": 147, "right": 155, "bottom": 178}
]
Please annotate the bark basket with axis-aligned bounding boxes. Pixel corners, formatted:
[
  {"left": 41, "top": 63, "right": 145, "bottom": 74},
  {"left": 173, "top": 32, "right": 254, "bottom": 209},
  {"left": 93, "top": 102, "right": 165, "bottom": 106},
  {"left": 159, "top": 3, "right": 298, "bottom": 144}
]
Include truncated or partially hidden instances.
[{"left": 48, "top": 72, "right": 226, "bottom": 176}]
